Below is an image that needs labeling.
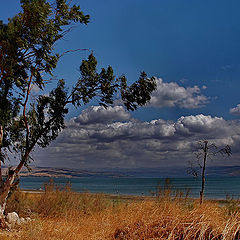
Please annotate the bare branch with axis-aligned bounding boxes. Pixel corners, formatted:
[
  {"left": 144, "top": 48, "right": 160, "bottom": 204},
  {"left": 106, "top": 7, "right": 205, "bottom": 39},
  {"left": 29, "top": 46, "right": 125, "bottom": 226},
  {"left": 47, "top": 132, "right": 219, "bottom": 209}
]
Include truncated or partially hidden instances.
[
  {"left": 59, "top": 48, "right": 91, "bottom": 58},
  {"left": 189, "top": 140, "right": 232, "bottom": 205}
]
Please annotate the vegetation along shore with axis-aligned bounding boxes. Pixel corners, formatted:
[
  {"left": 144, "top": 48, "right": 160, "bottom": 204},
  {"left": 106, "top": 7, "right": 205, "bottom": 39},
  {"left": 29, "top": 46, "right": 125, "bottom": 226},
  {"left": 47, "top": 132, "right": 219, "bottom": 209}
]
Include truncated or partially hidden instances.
[{"left": 0, "top": 180, "right": 240, "bottom": 239}]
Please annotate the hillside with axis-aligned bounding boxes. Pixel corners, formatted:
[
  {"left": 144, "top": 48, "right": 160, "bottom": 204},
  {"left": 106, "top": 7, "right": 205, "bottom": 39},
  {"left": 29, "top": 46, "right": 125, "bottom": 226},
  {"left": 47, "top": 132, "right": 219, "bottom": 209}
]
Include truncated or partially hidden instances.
[{"left": 3, "top": 165, "right": 240, "bottom": 178}]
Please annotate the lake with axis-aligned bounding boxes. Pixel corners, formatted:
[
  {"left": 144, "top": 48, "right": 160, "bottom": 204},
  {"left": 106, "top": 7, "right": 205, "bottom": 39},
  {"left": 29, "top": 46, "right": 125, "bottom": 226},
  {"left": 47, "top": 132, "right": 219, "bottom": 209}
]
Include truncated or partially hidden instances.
[{"left": 18, "top": 176, "right": 240, "bottom": 200}]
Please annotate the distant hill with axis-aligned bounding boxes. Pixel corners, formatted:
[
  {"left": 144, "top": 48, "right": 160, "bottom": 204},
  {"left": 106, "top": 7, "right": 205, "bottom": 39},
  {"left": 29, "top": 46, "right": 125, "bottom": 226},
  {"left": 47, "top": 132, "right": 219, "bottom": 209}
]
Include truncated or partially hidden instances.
[
  {"left": 112, "top": 166, "right": 240, "bottom": 177},
  {"left": 2, "top": 165, "right": 240, "bottom": 178},
  {"left": 1, "top": 166, "right": 128, "bottom": 178}
]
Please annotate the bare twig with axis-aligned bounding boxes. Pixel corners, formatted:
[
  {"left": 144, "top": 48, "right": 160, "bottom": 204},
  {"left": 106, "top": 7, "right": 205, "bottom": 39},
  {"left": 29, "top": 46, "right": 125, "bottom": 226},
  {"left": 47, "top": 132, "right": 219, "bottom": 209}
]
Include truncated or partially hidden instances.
[{"left": 59, "top": 48, "right": 91, "bottom": 58}]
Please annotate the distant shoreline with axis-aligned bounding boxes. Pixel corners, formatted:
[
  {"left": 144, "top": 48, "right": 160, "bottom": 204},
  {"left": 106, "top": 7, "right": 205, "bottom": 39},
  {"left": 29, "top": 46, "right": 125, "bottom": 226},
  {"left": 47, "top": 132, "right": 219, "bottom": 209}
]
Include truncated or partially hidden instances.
[
  {"left": 18, "top": 175, "right": 240, "bottom": 200},
  {"left": 20, "top": 189, "right": 233, "bottom": 203},
  {"left": 4, "top": 165, "right": 240, "bottom": 178}
]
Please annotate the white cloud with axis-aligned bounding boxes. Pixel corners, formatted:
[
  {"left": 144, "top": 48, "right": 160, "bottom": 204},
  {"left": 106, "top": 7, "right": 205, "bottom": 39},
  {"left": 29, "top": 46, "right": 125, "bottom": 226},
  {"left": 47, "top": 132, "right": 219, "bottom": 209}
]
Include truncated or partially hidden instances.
[
  {"left": 149, "top": 78, "right": 208, "bottom": 109},
  {"left": 35, "top": 110, "right": 240, "bottom": 169},
  {"left": 71, "top": 105, "right": 131, "bottom": 125},
  {"left": 230, "top": 104, "right": 240, "bottom": 116},
  {"left": 175, "top": 114, "right": 226, "bottom": 134}
]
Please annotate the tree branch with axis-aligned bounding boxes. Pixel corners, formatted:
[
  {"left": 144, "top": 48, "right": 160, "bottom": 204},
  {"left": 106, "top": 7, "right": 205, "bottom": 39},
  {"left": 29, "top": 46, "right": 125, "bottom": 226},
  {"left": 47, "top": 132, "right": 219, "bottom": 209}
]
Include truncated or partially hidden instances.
[
  {"left": 59, "top": 48, "right": 91, "bottom": 58},
  {"left": 22, "top": 72, "right": 34, "bottom": 151},
  {"left": 0, "top": 126, "right": 3, "bottom": 187}
]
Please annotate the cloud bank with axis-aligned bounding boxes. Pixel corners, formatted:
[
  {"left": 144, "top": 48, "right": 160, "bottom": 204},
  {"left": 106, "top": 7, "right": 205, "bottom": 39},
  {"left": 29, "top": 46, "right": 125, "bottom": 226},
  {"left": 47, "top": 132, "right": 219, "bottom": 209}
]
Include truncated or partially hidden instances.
[{"left": 35, "top": 105, "right": 240, "bottom": 169}]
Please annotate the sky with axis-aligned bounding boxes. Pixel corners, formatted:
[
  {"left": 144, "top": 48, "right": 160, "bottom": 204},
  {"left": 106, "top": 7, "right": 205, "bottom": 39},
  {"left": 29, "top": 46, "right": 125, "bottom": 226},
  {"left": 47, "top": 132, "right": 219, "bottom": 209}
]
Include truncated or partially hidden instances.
[{"left": 1, "top": 0, "right": 240, "bottom": 170}]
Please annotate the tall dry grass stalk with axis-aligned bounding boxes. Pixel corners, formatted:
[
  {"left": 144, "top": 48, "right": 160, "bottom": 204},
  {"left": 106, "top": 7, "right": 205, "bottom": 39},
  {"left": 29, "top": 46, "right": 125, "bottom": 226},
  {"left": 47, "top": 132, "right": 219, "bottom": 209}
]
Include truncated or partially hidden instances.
[{"left": 1, "top": 180, "right": 240, "bottom": 239}]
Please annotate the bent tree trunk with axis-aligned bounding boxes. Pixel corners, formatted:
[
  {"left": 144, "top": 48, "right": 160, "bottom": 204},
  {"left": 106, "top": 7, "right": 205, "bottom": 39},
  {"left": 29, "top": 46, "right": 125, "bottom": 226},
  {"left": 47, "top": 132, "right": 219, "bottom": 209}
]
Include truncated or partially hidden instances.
[
  {"left": 0, "top": 124, "right": 9, "bottom": 228},
  {"left": 0, "top": 163, "right": 24, "bottom": 228},
  {"left": 0, "top": 172, "right": 16, "bottom": 228},
  {"left": 0, "top": 125, "right": 27, "bottom": 228}
]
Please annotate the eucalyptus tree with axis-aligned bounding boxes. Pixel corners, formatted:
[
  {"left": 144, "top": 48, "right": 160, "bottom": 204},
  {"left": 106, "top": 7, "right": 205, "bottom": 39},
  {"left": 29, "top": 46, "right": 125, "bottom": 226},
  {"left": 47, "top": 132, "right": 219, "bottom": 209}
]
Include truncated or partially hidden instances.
[{"left": 0, "top": 0, "right": 156, "bottom": 226}]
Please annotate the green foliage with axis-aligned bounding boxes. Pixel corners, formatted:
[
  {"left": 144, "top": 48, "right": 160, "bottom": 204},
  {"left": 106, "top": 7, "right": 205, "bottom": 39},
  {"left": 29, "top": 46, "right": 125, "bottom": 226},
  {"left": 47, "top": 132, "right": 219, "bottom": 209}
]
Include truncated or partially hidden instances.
[
  {"left": 0, "top": 0, "right": 156, "bottom": 169},
  {"left": 121, "top": 72, "right": 156, "bottom": 111},
  {"left": 0, "top": 0, "right": 89, "bottom": 163},
  {"left": 73, "top": 54, "right": 156, "bottom": 109}
]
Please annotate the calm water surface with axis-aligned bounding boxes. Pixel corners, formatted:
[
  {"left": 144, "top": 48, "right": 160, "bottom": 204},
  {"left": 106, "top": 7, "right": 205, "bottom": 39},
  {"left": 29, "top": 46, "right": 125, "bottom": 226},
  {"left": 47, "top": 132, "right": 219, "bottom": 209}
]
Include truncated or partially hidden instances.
[{"left": 19, "top": 176, "right": 240, "bottom": 200}]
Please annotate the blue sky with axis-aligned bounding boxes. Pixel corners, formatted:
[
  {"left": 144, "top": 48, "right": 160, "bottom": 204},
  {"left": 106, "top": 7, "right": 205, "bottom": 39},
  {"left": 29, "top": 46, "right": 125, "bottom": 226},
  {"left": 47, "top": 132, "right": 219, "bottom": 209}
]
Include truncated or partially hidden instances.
[
  {"left": 72, "top": 0, "right": 240, "bottom": 121},
  {"left": 1, "top": 1, "right": 240, "bottom": 169}
]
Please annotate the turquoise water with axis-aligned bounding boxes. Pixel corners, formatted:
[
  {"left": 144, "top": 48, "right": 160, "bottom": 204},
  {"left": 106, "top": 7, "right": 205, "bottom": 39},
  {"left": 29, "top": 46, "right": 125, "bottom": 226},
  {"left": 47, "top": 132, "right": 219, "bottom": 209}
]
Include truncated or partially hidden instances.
[{"left": 19, "top": 176, "right": 240, "bottom": 200}]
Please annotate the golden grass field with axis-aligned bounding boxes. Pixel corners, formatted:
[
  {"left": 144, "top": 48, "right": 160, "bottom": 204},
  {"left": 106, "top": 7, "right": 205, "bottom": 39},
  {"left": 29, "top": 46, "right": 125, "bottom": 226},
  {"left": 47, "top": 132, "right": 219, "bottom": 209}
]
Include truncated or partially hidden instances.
[{"left": 1, "top": 180, "right": 240, "bottom": 240}]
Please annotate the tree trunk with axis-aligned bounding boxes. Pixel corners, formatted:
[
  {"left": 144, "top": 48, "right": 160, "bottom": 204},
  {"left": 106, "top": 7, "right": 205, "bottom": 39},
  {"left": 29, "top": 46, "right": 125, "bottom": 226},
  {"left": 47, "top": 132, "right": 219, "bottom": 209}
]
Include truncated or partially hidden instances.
[
  {"left": 0, "top": 170, "right": 16, "bottom": 228},
  {"left": 200, "top": 141, "right": 208, "bottom": 205},
  {"left": 0, "top": 124, "right": 6, "bottom": 227},
  {"left": 0, "top": 125, "right": 3, "bottom": 188},
  {"left": 0, "top": 173, "right": 16, "bottom": 210},
  {"left": 0, "top": 148, "right": 30, "bottom": 229},
  {"left": 0, "top": 125, "right": 18, "bottom": 228},
  {"left": 0, "top": 198, "right": 7, "bottom": 229}
]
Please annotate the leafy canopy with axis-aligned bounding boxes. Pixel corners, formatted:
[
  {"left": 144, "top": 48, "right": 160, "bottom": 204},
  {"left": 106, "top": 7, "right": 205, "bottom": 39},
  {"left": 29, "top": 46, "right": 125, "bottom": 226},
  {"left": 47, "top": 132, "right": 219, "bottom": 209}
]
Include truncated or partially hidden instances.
[{"left": 0, "top": 0, "right": 156, "bottom": 167}]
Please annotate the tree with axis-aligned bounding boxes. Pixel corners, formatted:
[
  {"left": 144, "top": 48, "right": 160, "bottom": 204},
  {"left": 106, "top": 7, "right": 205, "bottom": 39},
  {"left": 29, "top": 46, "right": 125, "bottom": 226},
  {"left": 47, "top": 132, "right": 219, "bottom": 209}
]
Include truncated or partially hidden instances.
[
  {"left": 0, "top": 0, "right": 156, "bottom": 226},
  {"left": 189, "top": 140, "right": 231, "bottom": 204}
]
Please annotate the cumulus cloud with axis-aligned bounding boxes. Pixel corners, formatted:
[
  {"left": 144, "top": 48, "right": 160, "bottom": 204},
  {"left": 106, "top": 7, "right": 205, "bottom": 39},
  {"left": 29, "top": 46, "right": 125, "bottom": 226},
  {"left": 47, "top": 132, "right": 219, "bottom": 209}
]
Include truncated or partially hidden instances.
[
  {"left": 149, "top": 78, "right": 208, "bottom": 109},
  {"left": 70, "top": 105, "right": 131, "bottom": 125},
  {"left": 230, "top": 104, "right": 240, "bottom": 116},
  {"left": 35, "top": 108, "right": 240, "bottom": 169},
  {"left": 175, "top": 115, "right": 228, "bottom": 135}
]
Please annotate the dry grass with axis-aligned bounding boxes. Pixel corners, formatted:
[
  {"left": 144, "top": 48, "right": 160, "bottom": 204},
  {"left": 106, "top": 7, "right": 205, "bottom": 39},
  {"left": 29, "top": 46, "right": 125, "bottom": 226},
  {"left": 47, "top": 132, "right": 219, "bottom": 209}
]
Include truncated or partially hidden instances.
[{"left": 2, "top": 180, "right": 240, "bottom": 239}]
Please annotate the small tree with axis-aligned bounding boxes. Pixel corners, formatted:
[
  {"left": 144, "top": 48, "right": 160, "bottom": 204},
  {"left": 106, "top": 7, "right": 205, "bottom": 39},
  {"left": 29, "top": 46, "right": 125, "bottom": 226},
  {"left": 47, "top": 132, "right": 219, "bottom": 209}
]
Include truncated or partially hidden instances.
[
  {"left": 189, "top": 140, "right": 231, "bottom": 204},
  {"left": 0, "top": 0, "right": 156, "bottom": 226}
]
